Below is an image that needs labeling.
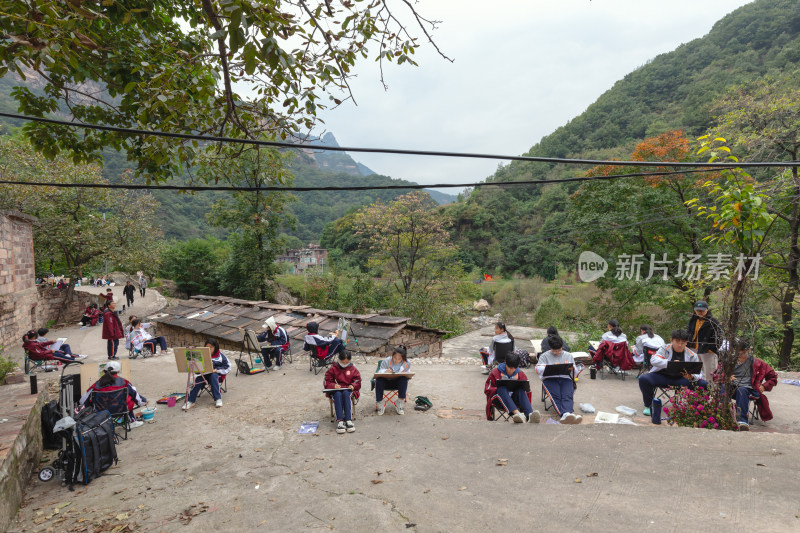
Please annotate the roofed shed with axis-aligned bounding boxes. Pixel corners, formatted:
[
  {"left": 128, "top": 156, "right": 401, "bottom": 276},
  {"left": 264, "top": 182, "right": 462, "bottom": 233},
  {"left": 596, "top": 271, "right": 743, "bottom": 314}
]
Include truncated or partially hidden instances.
[{"left": 154, "top": 296, "right": 445, "bottom": 359}]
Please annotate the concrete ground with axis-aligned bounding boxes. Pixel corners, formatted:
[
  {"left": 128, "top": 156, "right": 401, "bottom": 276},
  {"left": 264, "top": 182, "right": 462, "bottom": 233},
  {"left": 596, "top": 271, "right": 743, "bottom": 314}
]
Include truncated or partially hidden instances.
[{"left": 7, "top": 307, "right": 800, "bottom": 532}]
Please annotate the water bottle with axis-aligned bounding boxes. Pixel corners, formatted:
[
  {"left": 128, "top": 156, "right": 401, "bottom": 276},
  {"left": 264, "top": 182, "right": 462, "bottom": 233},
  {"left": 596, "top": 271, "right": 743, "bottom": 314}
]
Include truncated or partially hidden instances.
[{"left": 651, "top": 398, "right": 662, "bottom": 424}]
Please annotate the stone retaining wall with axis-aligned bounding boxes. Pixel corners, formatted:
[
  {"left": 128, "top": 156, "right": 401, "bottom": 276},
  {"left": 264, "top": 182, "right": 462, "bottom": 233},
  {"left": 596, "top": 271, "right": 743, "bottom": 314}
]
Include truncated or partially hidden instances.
[
  {"left": 0, "top": 383, "right": 48, "bottom": 532},
  {"left": 0, "top": 211, "right": 38, "bottom": 350}
]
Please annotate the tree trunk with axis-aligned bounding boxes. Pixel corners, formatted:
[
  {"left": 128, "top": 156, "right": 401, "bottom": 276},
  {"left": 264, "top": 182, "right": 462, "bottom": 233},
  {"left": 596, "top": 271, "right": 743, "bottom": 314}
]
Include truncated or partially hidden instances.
[
  {"left": 55, "top": 271, "right": 77, "bottom": 325},
  {"left": 778, "top": 167, "right": 800, "bottom": 369}
]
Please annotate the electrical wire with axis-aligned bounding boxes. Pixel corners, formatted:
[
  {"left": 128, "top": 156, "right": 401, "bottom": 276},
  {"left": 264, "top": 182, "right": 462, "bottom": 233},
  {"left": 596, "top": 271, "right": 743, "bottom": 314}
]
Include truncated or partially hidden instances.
[
  {"left": 0, "top": 166, "right": 735, "bottom": 192},
  {"left": 2, "top": 111, "right": 799, "bottom": 170}
]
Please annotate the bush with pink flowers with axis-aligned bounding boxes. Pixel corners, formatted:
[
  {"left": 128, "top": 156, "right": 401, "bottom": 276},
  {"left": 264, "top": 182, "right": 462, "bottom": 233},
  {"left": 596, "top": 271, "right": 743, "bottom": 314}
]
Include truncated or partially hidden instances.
[{"left": 664, "top": 386, "right": 738, "bottom": 430}]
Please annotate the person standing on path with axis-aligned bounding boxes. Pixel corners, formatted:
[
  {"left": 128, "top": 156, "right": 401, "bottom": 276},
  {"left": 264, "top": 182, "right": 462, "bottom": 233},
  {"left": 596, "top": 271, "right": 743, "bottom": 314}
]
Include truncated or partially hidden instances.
[
  {"left": 139, "top": 275, "right": 147, "bottom": 298},
  {"left": 686, "top": 301, "right": 722, "bottom": 381},
  {"left": 123, "top": 281, "right": 135, "bottom": 308},
  {"left": 102, "top": 301, "right": 125, "bottom": 360}
]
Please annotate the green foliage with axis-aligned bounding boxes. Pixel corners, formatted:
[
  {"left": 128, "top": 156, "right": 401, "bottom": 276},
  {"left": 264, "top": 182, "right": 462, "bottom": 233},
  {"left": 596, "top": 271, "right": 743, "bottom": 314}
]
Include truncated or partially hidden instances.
[
  {"left": 446, "top": 0, "right": 800, "bottom": 278},
  {"left": 0, "top": 136, "right": 163, "bottom": 281},
  {"left": 534, "top": 296, "right": 564, "bottom": 329},
  {"left": 0, "top": 347, "right": 17, "bottom": 385},
  {"left": 205, "top": 148, "right": 292, "bottom": 300},
  {"left": 0, "top": 1, "right": 442, "bottom": 182},
  {"left": 159, "top": 238, "right": 227, "bottom": 298}
]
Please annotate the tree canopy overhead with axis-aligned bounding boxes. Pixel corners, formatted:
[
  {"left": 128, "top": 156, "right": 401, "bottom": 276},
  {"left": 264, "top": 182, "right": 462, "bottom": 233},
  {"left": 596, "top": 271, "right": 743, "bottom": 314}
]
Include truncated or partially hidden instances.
[{"left": 0, "top": 0, "right": 446, "bottom": 181}]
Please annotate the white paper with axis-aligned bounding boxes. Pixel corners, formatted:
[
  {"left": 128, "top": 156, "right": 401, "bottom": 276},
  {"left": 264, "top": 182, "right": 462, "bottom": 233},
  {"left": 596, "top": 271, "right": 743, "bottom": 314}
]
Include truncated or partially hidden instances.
[
  {"left": 51, "top": 338, "right": 68, "bottom": 351},
  {"left": 594, "top": 412, "right": 620, "bottom": 424}
]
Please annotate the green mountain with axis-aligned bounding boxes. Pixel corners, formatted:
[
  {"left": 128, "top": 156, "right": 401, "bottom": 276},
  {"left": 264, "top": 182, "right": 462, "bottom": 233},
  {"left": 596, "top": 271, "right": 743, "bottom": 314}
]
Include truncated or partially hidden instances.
[
  {"left": 0, "top": 78, "right": 453, "bottom": 241},
  {"left": 445, "top": 0, "right": 800, "bottom": 278}
]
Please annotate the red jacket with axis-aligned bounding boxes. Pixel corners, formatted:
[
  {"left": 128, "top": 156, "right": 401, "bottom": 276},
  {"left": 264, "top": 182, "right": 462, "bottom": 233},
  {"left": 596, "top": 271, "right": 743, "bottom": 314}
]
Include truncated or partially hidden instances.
[
  {"left": 484, "top": 366, "right": 531, "bottom": 420},
  {"left": 324, "top": 363, "right": 362, "bottom": 400},
  {"left": 22, "top": 340, "right": 58, "bottom": 360},
  {"left": 84, "top": 306, "right": 99, "bottom": 326},
  {"left": 102, "top": 309, "right": 124, "bottom": 340},
  {"left": 592, "top": 340, "right": 635, "bottom": 370},
  {"left": 713, "top": 358, "right": 778, "bottom": 421}
]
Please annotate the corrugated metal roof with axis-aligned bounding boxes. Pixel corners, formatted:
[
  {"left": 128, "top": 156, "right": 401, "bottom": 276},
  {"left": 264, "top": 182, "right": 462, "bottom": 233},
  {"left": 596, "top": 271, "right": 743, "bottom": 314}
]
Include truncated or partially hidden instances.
[{"left": 156, "top": 296, "right": 446, "bottom": 354}]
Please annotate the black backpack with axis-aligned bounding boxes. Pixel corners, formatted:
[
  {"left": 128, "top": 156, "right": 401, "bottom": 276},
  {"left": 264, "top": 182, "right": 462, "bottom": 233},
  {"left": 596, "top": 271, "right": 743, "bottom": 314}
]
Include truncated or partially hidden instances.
[
  {"left": 514, "top": 349, "right": 532, "bottom": 368},
  {"left": 41, "top": 400, "right": 63, "bottom": 450},
  {"left": 67, "top": 409, "right": 118, "bottom": 485}
]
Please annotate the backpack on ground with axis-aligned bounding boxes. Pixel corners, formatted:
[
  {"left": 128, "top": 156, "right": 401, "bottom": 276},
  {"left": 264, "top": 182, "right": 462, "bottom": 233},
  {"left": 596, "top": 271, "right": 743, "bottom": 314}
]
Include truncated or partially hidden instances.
[
  {"left": 514, "top": 349, "right": 531, "bottom": 368},
  {"left": 66, "top": 408, "right": 118, "bottom": 485},
  {"left": 41, "top": 400, "right": 63, "bottom": 450}
]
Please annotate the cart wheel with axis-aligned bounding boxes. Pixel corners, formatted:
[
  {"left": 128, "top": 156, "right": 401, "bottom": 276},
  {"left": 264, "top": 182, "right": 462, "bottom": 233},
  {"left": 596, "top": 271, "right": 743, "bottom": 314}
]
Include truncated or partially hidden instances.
[{"left": 38, "top": 467, "right": 55, "bottom": 482}]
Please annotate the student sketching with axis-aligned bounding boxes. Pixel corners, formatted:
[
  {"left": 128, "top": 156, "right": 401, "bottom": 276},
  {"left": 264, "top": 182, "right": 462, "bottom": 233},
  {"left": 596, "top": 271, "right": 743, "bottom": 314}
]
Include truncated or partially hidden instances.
[
  {"left": 633, "top": 324, "right": 665, "bottom": 365},
  {"left": 484, "top": 351, "right": 540, "bottom": 423},
  {"left": 81, "top": 303, "right": 100, "bottom": 327},
  {"left": 22, "top": 330, "right": 82, "bottom": 364},
  {"left": 638, "top": 329, "right": 708, "bottom": 416},
  {"left": 79, "top": 360, "right": 147, "bottom": 429},
  {"left": 303, "top": 321, "right": 345, "bottom": 362},
  {"left": 591, "top": 318, "right": 635, "bottom": 371},
  {"left": 712, "top": 339, "right": 778, "bottom": 430},
  {"left": 258, "top": 317, "right": 288, "bottom": 370},
  {"left": 540, "top": 326, "right": 570, "bottom": 353},
  {"left": 374, "top": 345, "right": 411, "bottom": 416},
  {"left": 480, "top": 322, "right": 515, "bottom": 374},
  {"left": 324, "top": 351, "right": 362, "bottom": 434},
  {"left": 183, "top": 338, "right": 231, "bottom": 410},
  {"left": 129, "top": 318, "right": 168, "bottom": 355},
  {"left": 535, "top": 336, "right": 583, "bottom": 424},
  {"left": 36, "top": 327, "right": 83, "bottom": 358}
]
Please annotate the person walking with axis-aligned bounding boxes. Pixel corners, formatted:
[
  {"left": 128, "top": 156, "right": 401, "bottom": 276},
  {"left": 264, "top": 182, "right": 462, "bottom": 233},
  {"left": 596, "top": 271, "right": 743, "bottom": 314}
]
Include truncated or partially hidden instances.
[
  {"left": 139, "top": 275, "right": 147, "bottom": 298},
  {"left": 123, "top": 281, "right": 135, "bottom": 308}
]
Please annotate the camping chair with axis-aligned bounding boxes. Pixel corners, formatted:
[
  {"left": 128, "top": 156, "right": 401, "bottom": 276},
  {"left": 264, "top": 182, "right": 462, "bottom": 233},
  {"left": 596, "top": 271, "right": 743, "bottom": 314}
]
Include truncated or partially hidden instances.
[
  {"left": 742, "top": 390, "right": 761, "bottom": 425},
  {"left": 371, "top": 361, "right": 413, "bottom": 412},
  {"left": 91, "top": 388, "right": 131, "bottom": 440},
  {"left": 128, "top": 326, "right": 155, "bottom": 359},
  {"left": 540, "top": 365, "right": 579, "bottom": 412},
  {"left": 636, "top": 346, "right": 659, "bottom": 378},
  {"left": 490, "top": 395, "right": 512, "bottom": 421},
  {"left": 24, "top": 349, "right": 60, "bottom": 374},
  {"left": 280, "top": 340, "right": 293, "bottom": 365},
  {"left": 327, "top": 389, "right": 358, "bottom": 423},
  {"left": 491, "top": 389, "right": 533, "bottom": 421},
  {"left": 237, "top": 329, "right": 268, "bottom": 376},
  {"left": 596, "top": 342, "right": 632, "bottom": 381},
  {"left": 489, "top": 342, "right": 515, "bottom": 370},
  {"left": 198, "top": 373, "right": 228, "bottom": 400},
  {"left": 308, "top": 344, "right": 336, "bottom": 375}
]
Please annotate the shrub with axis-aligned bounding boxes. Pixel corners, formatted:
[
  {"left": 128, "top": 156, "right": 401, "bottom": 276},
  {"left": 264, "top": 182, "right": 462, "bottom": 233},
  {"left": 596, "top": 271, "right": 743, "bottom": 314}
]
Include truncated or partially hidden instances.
[
  {"left": 665, "top": 386, "right": 738, "bottom": 431},
  {"left": 0, "top": 348, "right": 18, "bottom": 385},
  {"left": 534, "top": 295, "right": 564, "bottom": 328}
]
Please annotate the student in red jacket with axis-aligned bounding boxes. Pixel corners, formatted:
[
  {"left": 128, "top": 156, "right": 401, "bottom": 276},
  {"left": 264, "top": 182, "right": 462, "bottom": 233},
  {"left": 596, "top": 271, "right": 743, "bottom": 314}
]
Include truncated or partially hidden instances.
[
  {"left": 484, "top": 352, "right": 540, "bottom": 423},
  {"left": 592, "top": 319, "right": 635, "bottom": 371},
  {"left": 102, "top": 301, "right": 124, "bottom": 360},
  {"left": 714, "top": 339, "right": 778, "bottom": 430},
  {"left": 79, "top": 360, "right": 147, "bottom": 429},
  {"left": 22, "top": 331, "right": 79, "bottom": 364},
  {"left": 324, "top": 351, "right": 361, "bottom": 434}
]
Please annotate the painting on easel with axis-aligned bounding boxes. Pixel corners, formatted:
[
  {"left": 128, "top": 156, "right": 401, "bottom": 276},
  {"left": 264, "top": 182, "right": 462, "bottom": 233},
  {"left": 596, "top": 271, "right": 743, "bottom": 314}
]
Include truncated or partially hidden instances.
[{"left": 173, "top": 347, "right": 213, "bottom": 374}]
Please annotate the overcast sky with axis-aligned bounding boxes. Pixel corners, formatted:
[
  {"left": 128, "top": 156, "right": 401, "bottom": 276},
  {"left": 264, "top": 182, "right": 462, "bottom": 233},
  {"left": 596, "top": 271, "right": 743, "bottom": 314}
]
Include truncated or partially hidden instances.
[{"left": 315, "top": 0, "right": 753, "bottom": 194}]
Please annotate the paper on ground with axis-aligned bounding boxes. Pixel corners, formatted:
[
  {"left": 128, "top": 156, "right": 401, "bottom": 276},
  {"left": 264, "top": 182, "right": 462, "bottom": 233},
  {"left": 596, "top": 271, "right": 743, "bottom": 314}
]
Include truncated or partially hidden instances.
[{"left": 594, "top": 412, "right": 620, "bottom": 424}]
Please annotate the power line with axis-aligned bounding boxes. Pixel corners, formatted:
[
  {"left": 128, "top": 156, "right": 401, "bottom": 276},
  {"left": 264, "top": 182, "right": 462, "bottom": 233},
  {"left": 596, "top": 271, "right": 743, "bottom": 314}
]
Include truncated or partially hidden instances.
[
  {"left": 0, "top": 167, "right": 729, "bottom": 192},
  {"left": 2, "top": 111, "right": 799, "bottom": 170}
]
